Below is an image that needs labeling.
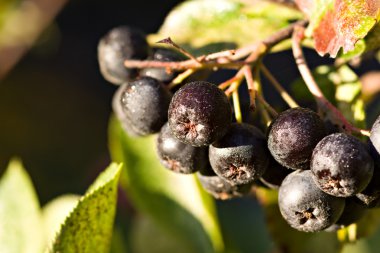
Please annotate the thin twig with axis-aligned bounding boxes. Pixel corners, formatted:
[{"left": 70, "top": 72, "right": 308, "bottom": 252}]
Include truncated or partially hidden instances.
[
  {"left": 168, "top": 68, "right": 195, "bottom": 89},
  {"left": 243, "top": 65, "right": 257, "bottom": 111},
  {"left": 157, "top": 37, "right": 201, "bottom": 64},
  {"left": 225, "top": 77, "right": 244, "bottom": 96},
  {"left": 232, "top": 89, "right": 243, "bottom": 123},
  {"left": 124, "top": 20, "right": 308, "bottom": 72},
  {"left": 291, "top": 26, "right": 369, "bottom": 136},
  {"left": 218, "top": 76, "right": 241, "bottom": 90},
  {"left": 260, "top": 64, "right": 299, "bottom": 108}
]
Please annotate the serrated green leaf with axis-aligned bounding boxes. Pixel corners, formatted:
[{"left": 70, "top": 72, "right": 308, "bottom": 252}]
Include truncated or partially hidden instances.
[
  {"left": 0, "top": 159, "right": 44, "bottom": 253},
  {"left": 149, "top": 0, "right": 302, "bottom": 55},
  {"left": 50, "top": 163, "right": 122, "bottom": 253},
  {"left": 256, "top": 187, "right": 342, "bottom": 253},
  {"left": 42, "top": 194, "right": 80, "bottom": 245},
  {"left": 108, "top": 117, "right": 224, "bottom": 253}
]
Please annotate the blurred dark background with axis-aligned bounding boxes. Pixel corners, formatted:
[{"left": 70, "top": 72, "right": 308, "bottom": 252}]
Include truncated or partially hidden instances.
[{"left": 0, "top": 0, "right": 183, "bottom": 204}]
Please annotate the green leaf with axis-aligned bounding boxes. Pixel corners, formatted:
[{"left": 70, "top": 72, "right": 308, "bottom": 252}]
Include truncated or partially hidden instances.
[
  {"left": 334, "top": 65, "right": 366, "bottom": 129},
  {"left": 130, "top": 215, "right": 194, "bottom": 253},
  {"left": 149, "top": 0, "right": 302, "bottom": 54},
  {"left": 0, "top": 159, "right": 44, "bottom": 253},
  {"left": 108, "top": 117, "right": 224, "bottom": 253},
  {"left": 42, "top": 194, "right": 80, "bottom": 245},
  {"left": 50, "top": 163, "right": 122, "bottom": 253},
  {"left": 256, "top": 187, "right": 342, "bottom": 253},
  {"left": 296, "top": 0, "right": 380, "bottom": 57}
]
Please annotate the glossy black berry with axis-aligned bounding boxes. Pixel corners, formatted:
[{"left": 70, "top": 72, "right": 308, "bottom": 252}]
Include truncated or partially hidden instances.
[
  {"left": 140, "top": 48, "right": 185, "bottom": 83},
  {"left": 197, "top": 166, "right": 252, "bottom": 200},
  {"left": 156, "top": 123, "right": 208, "bottom": 174},
  {"left": 168, "top": 81, "right": 232, "bottom": 146},
  {"left": 113, "top": 77, "right": 172, "bottom": 136},
  {"left": 311, "top": 133, "right": 374, "bottom": 197},
  {"left": 370, "top": 114, "right": 380, "bottom": 166},
  {"left": 98, "top": 26, "right": 149, "bottom": 85},
  {"left": 209, "top": 123, "right": 269, "bottom": 185},
  {"left": 268, "top": 107, "right": 327, "bottom": 170},
  {"left": 279, "top": 170, "right": 345, "bottom": 232},
  {"left": 260, "top": 156, "right": 291, "bottom": 189}
]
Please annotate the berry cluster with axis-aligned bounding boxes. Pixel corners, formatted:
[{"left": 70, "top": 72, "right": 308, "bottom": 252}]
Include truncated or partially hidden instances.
[{"left": 98, "top": 26, "right": 380, "bottom": 233}]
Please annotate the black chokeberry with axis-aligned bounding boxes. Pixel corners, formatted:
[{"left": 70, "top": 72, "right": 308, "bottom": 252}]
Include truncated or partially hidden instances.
[
  {"left": 267, "top": 107, "right": 327, "bottom": 170},
  {"left": 140, "top": 48, "right": 185, "bottom": 83},
  {"left": 168, "top": 81, "right": 232, "bottom": 147},
  {"left": 113, "top": 77, "right": 172, "bottom": 136},
  {"left": 209, "top": 123, "right": 269, "bottom": 185},
  {"left": 156, "top": 123, "right": 208, "bottom": 174},
  {"left": 278, "top": 170, "right": 345, "bottom": 232},
  {"left": 98, "top": 26, "right": 149, "bottom": 85},
  {"left": 311, "top": 133, "right": 374, "bottom": 197},
  {"left": 197, "top": 166, "right": 252, "bottom": 200}
]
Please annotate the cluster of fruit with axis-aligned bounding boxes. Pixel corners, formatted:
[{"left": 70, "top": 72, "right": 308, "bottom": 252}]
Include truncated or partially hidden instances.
[{"left": 97, "top": 26, "right": 380, "bottom": 233}]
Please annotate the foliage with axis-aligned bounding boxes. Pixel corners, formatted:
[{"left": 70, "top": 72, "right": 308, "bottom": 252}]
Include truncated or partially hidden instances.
[{"left": 2, "top": 0, "right": 380, "bottom": 253}]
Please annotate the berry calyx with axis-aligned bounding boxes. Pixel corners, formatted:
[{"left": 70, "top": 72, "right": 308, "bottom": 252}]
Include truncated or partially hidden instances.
[
  {"left": 268, "top": 107, "right": 327, "bottom": 170},
  {"left": 311, "top": 133, "right": 374, "bottom": 197},
  {"left": 209, "top": 123, "right": 269, "bottom": 185},
  {"left": 168, "top": 81, "right": 232, "bottom": 146}
]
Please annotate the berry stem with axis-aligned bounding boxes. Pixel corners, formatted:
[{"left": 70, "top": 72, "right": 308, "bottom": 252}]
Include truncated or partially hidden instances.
[
  {"left": 168, "top": 69, "right": 195, "bottom": 89},
  {"left": 156, "top": 37, "right": 201, "bottom": 65},
  {"left": 124, "top": 21, "right": 308, "bottom": 72},
  {"left": 218, "top": 76, "right": 241, "bottom": 90},
  {"left": 252, "top": 66, "right": 277, "bottom": 125},
  {"left": 243, "top": 65, "right": 257, "bottom": 111},
  {"left": 260, "top": 64, "right": 299, "bottom": 108},
  {"left": 232, "top": 88, "right": 243, "bottom": 123},
  {"left": 291, "top": 26, "right": 370, "bottom": 137}
]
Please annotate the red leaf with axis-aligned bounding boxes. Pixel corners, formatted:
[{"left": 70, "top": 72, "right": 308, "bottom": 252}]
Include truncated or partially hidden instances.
[{"left": 296, "top": 0, "right": 380, "bottom": 57}]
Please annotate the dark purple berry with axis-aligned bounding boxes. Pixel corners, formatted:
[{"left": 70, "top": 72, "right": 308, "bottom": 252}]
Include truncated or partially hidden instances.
[
  {"left": 260, "top": 156, "right": 291, "bottom": 189},
  {"left": 209, "top": 123, "right": 269, "bottom": 185},
  {"left": 279, "top": 170, "right": 345, "bottom": 232},
  {"left": 140, "top": 48, "right": 185, "bottom": 83},
  {"left": 168, "top": 81, "right": 232, "bottom": 146},
  {"left": 98, "top": 26, "right": 149, "bottom": 85},
  {"left": 113, "top": 77, "right": 172, "bottom": 136},
  {"left": 197, "top": 167, "right": 252, "bottom": 200},
  {"left": 156, "top": 123, "right": 208, "bottom": 174},
  {"left": 268, "top": 107, "right": 327, "bottom": 170},
  {"left": 311, "top": 133, "right": 374, "bottom": 197}
]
